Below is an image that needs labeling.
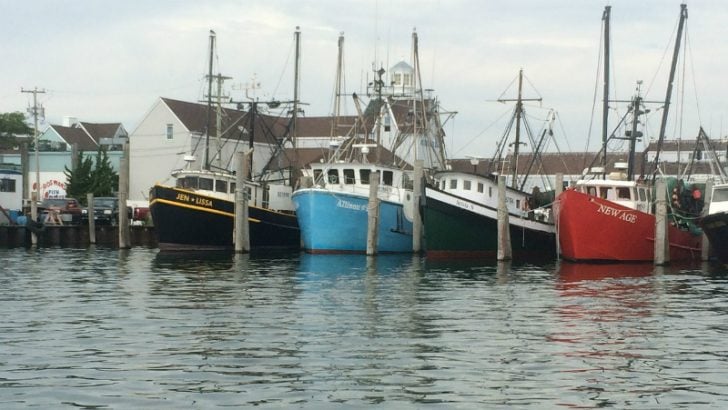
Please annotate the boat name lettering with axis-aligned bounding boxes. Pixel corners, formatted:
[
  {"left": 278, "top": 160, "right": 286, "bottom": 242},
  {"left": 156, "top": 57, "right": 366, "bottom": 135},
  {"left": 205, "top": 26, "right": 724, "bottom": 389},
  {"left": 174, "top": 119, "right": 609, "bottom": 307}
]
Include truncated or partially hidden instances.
[
  {"left": 455, "top": 199, "right": 474, "bottom": 210},
  {"left": 597, "top": 203, "right": 637, "bottom": 223},
  {"left": 176, "top": 192, "right": 213, "bottom": 208},
  {"left": 337, "top": 199, "right": 366, "bottom": 211}
]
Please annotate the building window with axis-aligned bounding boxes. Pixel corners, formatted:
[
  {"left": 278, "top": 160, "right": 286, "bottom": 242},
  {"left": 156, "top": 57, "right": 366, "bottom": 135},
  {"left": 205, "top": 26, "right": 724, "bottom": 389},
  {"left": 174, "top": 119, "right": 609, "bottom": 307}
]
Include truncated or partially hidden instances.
[
  {"left": 0, "top": 178, "right": 16, "bottom": 192},
  {"left": 166, "top": 124, "right": 173, "bottom": 140}
]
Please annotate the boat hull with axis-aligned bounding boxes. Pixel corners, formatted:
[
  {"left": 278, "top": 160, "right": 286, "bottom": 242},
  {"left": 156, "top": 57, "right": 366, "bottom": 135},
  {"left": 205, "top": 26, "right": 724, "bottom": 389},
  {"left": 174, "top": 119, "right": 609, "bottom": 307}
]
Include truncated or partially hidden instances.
[
  {"left": 555, "top": 189, "right": 702, "bottom": 262},
  {"left": 149, "top": 184, "right": 300, "bottom": 251},
  {"left": 292, "top": 188, "right": 414, "bottom": 253},
  {"left": 423, "top": 186, "right": 556, "bottom": 258},
  {"left": 700, "top": 211, "right": 728, "bottom": 264}
]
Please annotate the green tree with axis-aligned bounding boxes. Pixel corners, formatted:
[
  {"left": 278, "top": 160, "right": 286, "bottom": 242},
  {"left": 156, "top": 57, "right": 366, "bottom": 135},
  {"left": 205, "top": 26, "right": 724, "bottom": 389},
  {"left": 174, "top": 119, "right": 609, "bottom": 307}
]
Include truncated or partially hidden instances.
[
  {"left": 0, "top": 111, "right": 32, "bottom": 149},
  {"left": 91, "top": 148, "right": 118, "bottom": 196},
  {"left": 64, "top": 148, "right": 119, "bottom": 203}
]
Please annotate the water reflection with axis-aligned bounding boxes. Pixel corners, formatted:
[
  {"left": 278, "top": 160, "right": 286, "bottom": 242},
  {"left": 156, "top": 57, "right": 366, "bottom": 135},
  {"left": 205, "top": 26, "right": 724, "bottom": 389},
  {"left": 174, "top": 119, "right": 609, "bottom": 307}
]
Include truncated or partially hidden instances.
[{"left": 4, "top": 248, "right": 728, "bottom": 408}]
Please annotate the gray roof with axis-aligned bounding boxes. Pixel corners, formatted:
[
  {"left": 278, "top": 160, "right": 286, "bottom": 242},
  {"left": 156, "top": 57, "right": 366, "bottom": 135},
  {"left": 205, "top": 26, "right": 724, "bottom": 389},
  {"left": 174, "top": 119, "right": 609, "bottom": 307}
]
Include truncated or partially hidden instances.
[{"left": 51, "top": 125, "right": 97, "bottom": 151}]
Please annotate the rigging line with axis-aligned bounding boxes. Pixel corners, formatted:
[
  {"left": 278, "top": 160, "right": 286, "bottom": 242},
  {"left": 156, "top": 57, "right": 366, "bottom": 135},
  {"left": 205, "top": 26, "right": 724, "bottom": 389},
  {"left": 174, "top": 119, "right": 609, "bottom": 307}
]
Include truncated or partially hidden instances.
[
  {"left": 585, "top": 15, "right": 604, "bottom": 160},
  {"left": 451, "top": 106, "right": 511, "bottom": 157},
  {"left": 272, "top": 39, "right": 296, "bottom": 98},
  {"left": 521, "top": 73, "right": 543, "bottom": 104},
  {"left": 685, "top": 28, "right": 703, "bottom": 127},
  {"left": 645, "top": 14, "right": 681, "bottom": 98}
]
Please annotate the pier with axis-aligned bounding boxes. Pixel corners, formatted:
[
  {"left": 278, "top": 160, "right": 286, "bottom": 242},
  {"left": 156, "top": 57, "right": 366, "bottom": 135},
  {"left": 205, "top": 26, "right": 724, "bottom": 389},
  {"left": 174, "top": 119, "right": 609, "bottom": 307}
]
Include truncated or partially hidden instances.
[{"left": 0, "top": 225, "right": 157, "bottom": 248}]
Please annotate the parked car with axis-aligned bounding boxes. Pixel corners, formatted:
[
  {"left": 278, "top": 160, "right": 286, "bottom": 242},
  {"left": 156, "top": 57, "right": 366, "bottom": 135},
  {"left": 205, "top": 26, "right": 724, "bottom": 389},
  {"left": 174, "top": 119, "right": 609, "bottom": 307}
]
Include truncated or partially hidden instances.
[
  {"left": 38, "top": 198, "right": 83, "bottom": 225},
  {"left": 81, "top": 197, "right": 132, "bottom": 226}
]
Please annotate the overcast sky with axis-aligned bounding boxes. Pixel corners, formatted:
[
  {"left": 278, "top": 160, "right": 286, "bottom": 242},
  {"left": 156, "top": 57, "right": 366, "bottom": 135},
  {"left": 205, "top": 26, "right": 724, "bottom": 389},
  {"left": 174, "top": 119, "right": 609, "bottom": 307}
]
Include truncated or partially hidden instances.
[{"left": 2, "top": 0, "right": 726, "bottom": 158}]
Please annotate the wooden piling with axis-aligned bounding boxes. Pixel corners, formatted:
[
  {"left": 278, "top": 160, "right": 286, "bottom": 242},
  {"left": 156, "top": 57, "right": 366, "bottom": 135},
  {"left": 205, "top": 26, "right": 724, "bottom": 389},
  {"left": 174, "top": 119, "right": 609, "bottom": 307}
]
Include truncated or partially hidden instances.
[
  {"left": 234, "top": 150, "right": 250, "bottom": 253},
  {"left": 30, "top": 191, "right": 38, "bottom": 247},
  {"left": 412, "top": 160, "right": 424, "bottom": 253},
  {"left": 87, "top": 193, "right": 96, "bottom": 244},
  {"left": 118, "top": 142, "right": 130, "bottom": 249},
  {"left": 366, "top": 171, "right": 380, "bottom": 256},
  {"left": 654, "top": 178, "right": 669, "bottom": 265},
  {"left": 701, "top": 179, "right": 713, "bottom": 261},
  {"left": 555, "top": 173, "right": 564, "bottom": 197},
  {"left": 497, "top": 175, "right": 512, "bottom": 261}
]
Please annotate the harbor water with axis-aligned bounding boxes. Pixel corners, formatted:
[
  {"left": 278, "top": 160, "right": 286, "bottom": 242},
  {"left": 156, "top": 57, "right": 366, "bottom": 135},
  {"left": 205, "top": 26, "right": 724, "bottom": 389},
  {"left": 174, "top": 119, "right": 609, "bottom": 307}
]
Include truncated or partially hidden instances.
[{"left": 2, "top": 248, "right": 728, "bottom": 409}]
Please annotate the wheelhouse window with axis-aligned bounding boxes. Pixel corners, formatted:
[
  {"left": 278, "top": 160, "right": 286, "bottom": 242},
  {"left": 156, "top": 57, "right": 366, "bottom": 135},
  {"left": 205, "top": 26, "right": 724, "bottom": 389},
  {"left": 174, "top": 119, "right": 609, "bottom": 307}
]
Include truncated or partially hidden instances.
[
  {"left": 177, "top": 176, "right": 198, "bottom": 189},
  {"left": 230, "top": 182, "right": 236, "bottom": 193},
  {"left": 617, "top": 187, "right": 631, "bottom": 200},
  {"left": 360, "top": 169, "right": 371, "bottom": 185},
  {"left": 463, "top": 180, "right": 472, "bottom": 190},
  {"left": 488, "top": 186, "right": 493, "bottom": 197},
  {"left": 440, "top": 179, "right": 446, "bottom": 190},
  {"left": 599, "top": 187, "right": 615, "bottom": 200},
  {"left": 713, "top": 188, "right": 728, "bottom": 202},
  {"left": 343, "top": 169, "right": 355, "bottom": 184},
  {"left": 313, "top": 169, "right": 323, "bottom": 183},
  {"left": 198, "top": 178, "right": 213, "bottom": 190},
  {"left": 477, "top": 182, "right": 484, "bottom": 193},
  {"left": 327, "top": 169, "right": 339, "bottom": 184},
  {"left": 638, "top": 187, "right": 647, "bottom": 201},
  {"left": 215, "top": 180, "right": 227, "bottom": 193},
  {"left": 382, "top": 171, "right": 393, "bottom": 186},
  {"left": 449, "top": 179, "right": 458, "bottom": 189},
  {"left": 166, "top": 123, "right": 173, "bottom": 140}
]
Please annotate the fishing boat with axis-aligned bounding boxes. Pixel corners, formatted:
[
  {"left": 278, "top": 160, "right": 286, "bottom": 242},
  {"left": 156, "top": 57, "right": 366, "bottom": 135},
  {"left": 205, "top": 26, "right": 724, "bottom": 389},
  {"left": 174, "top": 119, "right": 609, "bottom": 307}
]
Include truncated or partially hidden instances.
[
  {"left": 424, "top": 171, "right": 555, "bottom": 258},
  {"left": 292, "top": 31, "right": 449, "bottom": 253},
  {"left": 422, "top": 69, "right": 557, "bottom": 259},
  {"left": 149, "top": 30, "right": 300, "bottom": 251},
  {"left": 555, "top": 4, "right": 703, "bottom": 263},
  {"left": 700, "top": 183, "right": 728, "bottom": 264}
]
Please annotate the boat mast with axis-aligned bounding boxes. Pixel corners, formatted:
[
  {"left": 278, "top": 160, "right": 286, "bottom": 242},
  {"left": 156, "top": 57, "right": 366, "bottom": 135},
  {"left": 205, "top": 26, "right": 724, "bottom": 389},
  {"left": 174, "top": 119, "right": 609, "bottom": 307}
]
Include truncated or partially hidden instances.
[
  {"left": 648, "top": 3, "right": 688, "bottom": 179},
  {"left": 627, "top": 82, "right": 643, "bottom": 180},
  {"left": 292, "top": 26, "right": 301, "bottom": 150},
  {"left": 204, "top": 30, "right": 215, "bottom": 171},
  {"left": 511, "top": 69, "right": 524, "bottom": 189},
  {"left": 601, "top": 6, "right": 611, "bottom": 176},
  {"left": 331, "top": 32, "right": 344, "bottom": 139},
  {"left": 411, "top": 29, "right": 420, "bottom": 163}
]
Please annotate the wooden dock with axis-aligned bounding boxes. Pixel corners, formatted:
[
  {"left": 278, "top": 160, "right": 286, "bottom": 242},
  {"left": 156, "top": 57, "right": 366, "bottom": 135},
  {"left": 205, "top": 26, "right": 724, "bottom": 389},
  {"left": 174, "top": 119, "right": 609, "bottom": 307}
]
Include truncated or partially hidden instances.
[{"left": 0, "top": 225, "right": 157, "bottom": 248}]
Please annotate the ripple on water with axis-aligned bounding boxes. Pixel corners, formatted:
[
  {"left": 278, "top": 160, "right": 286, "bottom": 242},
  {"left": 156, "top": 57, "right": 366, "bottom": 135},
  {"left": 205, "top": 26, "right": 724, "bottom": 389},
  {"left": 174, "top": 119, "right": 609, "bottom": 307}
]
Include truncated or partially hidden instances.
[{"left": 1, "top": 249, "right": 728, "bottom": 408}]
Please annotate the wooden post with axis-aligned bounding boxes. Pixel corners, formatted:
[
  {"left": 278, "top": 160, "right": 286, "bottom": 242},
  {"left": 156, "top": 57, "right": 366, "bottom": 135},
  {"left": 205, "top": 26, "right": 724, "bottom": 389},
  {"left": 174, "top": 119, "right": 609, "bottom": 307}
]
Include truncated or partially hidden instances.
[
  {"left": 118, "top": 142, "right": 131, "bottom": 249},
  {"left": 701, "top": 179, "right": 713, "bottom": 261},
  {"left": 87, "top": 193, "right": 96, "bottom": 244},
  {"left": 412, "top": 160, "right": 424, "bottom": 253},
  {"left": 366, "top": 171, "right": 380, "bottom": 256},
  {"left": 497, "top": 175, "right": 512, "bottom": 261},
  {"left": 234, "top": 150, "right": 250, "bottom": 253},
  {"left": 555, "top": 173, "right": 564, "bottom": 198},
  {"left": 30, "top": 191, "right": 38, "bottom": 247},
  {"left": 654, "top": 178, "right": 669, "bottom": 265},
  {"left": 71, "top": 143, "right": 79, "bottom": 172}
]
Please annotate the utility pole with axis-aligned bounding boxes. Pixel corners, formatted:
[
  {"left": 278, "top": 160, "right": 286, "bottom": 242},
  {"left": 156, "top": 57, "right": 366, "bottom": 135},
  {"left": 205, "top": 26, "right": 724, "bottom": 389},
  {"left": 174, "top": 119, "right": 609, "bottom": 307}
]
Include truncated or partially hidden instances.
[
  {"left": 21, "top": 87, "right": 45, "bottom": 247},
  {"left": 21, "top": 87, "right": 45, "bottom": 198}
]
